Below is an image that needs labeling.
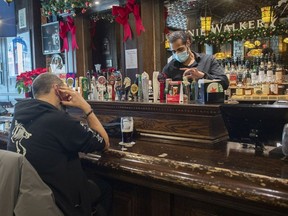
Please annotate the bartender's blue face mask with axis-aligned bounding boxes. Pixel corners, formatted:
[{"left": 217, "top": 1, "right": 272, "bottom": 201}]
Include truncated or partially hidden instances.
[{"left": 172, "top": 45, "right": 189, "bottom": 63}]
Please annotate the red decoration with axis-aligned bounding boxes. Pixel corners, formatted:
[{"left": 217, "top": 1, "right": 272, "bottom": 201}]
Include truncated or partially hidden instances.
[
  {"left": 112, "top": 0, "right": 145, "bottom": 42},
  {"left": 59, "top": 21, "right": 69, "bottom": 52},
  {"left": 66, "top": 16, "right": 79, "bottom": 50},
  {"left": 16, "top": 68, "right": 47, "bottom": 94}
]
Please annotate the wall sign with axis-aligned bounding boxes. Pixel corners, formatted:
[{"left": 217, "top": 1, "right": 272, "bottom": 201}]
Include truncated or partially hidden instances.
[
  {"left": 125, "top": 49, "right": 138, "bottom": 69},
  {"left": 190, "top": 19, "right": 277, "bottom": 37},
  {"left": 18, "top": 8, "right": 27, "bottom": 29}
]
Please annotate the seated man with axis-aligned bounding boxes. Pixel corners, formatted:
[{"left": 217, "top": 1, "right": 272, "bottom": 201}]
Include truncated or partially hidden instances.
[
  {"left": 161, "top": 31, "right": 229, "bottom": 90},
  {"left": 8, "top": 73, "right": 111, "bottom": 216}
]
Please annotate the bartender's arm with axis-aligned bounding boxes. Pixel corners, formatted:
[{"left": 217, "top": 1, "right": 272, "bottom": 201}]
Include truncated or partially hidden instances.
[{"left": 181, "top": 57, "right": 229, "bottom": 90}]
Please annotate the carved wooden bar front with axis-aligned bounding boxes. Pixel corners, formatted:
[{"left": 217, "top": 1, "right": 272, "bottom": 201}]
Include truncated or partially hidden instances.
[{"left": 88, "top": 101, "right": 228, "bottom": 145}]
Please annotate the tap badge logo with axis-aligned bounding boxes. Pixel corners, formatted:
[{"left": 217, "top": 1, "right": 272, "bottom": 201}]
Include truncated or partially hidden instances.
[{"left": 11, "top": 120, "right": 32, "bottom": 156}]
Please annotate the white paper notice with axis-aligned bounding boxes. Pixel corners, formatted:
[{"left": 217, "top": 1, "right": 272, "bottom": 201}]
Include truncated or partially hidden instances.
[{"left": 125, "top": 49, "right": 138, "bottom": 69}]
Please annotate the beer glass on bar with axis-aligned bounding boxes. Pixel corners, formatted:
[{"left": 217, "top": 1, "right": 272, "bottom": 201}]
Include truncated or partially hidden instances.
[
  {"left": 120, "top": 117, "right": 134, "bottom": 146},
  {"left": 282, "top": 123, "right": 288, "bottom": 160}
]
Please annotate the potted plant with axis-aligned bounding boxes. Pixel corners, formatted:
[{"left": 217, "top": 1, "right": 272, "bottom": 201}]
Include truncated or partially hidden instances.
[{"left": 16, "top": 68, "right": 48, "bottom": 98}]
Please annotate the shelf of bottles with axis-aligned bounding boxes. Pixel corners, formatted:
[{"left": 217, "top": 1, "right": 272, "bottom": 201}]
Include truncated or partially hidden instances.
[{"left": 218, "top": 54, "right": 288, "bottom": 101}]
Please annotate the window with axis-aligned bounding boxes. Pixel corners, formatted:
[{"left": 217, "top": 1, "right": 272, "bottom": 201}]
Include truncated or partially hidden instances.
[{"left": 0, "top": 32, "right": 32, "bottom": 102}]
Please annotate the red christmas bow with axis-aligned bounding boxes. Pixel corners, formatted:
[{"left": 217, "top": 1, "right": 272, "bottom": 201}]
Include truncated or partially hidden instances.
[
  {"left": 112, "top": 0, "right": 145, "bottom": 42},
  {"left": 59, "top": 21, "right": 69, "bottom": 52},
  {"left": 66, "top": 16, "right": 79, "bottom": 50}
]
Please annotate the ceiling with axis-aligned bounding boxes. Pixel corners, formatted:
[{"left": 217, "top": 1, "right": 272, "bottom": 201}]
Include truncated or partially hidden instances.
[
  {"left": 86, "top": 0, "right": 287, "bottom": 30},
  {"left": 165, "top": 0, "right": 287, "bottom": 30}
]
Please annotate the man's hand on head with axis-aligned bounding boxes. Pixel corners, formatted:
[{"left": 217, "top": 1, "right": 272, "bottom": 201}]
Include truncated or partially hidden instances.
[{"left": 59, "top": 87, "right": 91, "bottom": 113}]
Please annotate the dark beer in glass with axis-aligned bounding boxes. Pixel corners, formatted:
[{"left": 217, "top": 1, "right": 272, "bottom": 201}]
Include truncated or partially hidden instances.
[{"left": 121, "top": 117, "right": 133, "bottom": 144}]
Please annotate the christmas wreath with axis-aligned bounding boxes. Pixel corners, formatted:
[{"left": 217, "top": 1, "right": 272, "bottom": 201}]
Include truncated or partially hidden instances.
[{"left": 41, "top": 0, "right": 93, "bottom": 17}]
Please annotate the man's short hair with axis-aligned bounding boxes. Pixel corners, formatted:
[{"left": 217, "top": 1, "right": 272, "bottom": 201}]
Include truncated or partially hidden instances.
[
  {"left": 32, "top": 73, "right": 63, "bottom": 98},
  {"left": 168, "top": 31, "right": 187, "bottom": 44}
]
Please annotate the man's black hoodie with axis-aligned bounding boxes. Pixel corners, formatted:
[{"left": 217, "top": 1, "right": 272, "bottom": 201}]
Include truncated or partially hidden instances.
[{"left": 8, "top": 99, "right": 105, "bottom": 216}]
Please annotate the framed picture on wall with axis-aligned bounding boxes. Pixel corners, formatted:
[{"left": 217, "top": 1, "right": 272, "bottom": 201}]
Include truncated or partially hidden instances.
[{"left": 41, "top": 21, "right": 61, "bottom": 55}]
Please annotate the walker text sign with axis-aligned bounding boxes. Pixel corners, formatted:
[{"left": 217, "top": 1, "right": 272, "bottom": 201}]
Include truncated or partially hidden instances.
[{"left": 190, "top": 19, "right": 277, "bottom": 37}]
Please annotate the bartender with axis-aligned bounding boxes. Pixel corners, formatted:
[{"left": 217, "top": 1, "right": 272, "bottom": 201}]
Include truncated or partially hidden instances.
[{"left": 161, "top": 31, "right": 229, "bottom": 90}]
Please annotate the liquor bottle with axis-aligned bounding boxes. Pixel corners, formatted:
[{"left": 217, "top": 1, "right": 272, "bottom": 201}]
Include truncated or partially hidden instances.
[
  {"left": 236, "top": 65, "right": 244, "bottom": 87},
  {"left": 262, "top": 81, "right": 270, "bottom": 95},
  {"left": 275, "top": 67, "right": 283, "bottom": 84},
  {"left": 225, "top": 62, "right": 230, "bottom": 81},
  {"left": 258, "top": 61, "right": 265, "bottom": 83},
  {"left": 244, "top": 68, "right": 252, "bottom": 87},
  {"left": 270, "top": 78, "right": 278, "bottom": 95},
  {"left": 229, "top": 65, "right": 237, "bottom": 86},
  {"left": 275, "top": 55, "right": 283, "bottom": 84},
  {"left": 266, "top": 61, "right": 273, "bottom": 83},
  {"left": 251, "top": 65, "right": 258, "bottom": 85}
]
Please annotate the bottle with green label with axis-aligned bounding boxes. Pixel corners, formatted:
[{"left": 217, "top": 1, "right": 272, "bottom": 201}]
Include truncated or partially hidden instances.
[{"left": 82, "top": 77, "right": 88, "bottom": 100}]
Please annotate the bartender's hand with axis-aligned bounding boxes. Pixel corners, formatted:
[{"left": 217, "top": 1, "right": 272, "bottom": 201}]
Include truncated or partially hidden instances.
[
  {"left": 59, "top": 87, "right": 91, "bottom": 113},
  {"left": 180, "top": 68, "right": 205, "bottom": 80}
]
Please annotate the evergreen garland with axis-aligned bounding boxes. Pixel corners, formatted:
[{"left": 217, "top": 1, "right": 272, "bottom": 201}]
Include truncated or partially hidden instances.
[
  {"left": 193, "top": 23, "right": 288, "bottom": 45},
  {"left": 41, "top": 0, "right": 93, "bottom": 17}
]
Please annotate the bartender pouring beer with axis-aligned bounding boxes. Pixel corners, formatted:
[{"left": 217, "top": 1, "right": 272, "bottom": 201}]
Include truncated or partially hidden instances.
[{"left": 160, "top": 31, "right": 229, "bottom": 90}]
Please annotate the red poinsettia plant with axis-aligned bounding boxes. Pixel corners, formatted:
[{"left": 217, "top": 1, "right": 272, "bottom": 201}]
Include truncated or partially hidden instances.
[{"left": 16, "top": 68, "right": 48, "bottom": 94}]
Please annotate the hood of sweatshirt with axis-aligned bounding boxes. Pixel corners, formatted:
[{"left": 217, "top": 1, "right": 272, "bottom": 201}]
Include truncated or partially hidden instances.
[{"left": 13, "top": 99, "right": 58, "bottom": 124}]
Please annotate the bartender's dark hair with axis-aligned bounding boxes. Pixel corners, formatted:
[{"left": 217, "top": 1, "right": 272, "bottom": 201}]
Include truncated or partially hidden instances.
[
  {"left": 32, "top": 73, "right": 63, "bottom": 98},
  {"left": 168, "top": 31, "right": 187, "bottom": 44}
]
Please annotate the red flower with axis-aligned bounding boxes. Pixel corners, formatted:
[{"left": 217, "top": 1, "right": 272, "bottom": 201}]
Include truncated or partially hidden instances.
[{"left": 16, "top": 67, "right": 47, "bottom": 93}]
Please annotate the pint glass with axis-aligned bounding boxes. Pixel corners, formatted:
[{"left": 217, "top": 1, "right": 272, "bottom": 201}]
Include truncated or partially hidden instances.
[
  {"left": 282, "top": 123, "right": 288, "bottom": 158},
  {"left": 121, "top": 117, "right": 134, "bottom": 144}
]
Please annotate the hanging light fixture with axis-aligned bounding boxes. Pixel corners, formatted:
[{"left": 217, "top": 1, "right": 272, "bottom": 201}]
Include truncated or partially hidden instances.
[
  {"left": 261, "top": 6, "right": 273, "bottom": 27},
  {"left": 3, "top": 0, "right": 13, "bottom": 6},
  {"left": 283, "top": 37, "right": 288, "bottom": 43},
  {"left": 200, "top": 16, "right": 212, "bottom": 33},
  {"left": 200, "top": 0, "right": 212, "bottom": 34}
]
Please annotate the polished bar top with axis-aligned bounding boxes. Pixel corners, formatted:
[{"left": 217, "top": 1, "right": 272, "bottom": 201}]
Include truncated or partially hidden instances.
[{"left": 81, "top": 137, "right": 288, "bottom": 211}]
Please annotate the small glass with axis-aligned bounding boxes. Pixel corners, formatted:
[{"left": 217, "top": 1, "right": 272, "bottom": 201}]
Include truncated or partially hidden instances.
[
  {"left": 119, "top": 117, "right": 135, "bottom": 148},
  {"left": 282, "top": 123, "right": 288, "bottom": 159}
]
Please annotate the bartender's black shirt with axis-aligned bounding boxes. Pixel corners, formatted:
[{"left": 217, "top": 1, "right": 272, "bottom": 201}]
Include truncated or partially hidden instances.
[{"left": 162, "top": 51, "right": 229, "bottom": 90}]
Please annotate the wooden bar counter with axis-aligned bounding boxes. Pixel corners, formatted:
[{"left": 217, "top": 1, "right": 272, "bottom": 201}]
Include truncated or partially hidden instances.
[
  {"left": 1, "top": 101, "right": 287, "bottom": 215},
  {"left": 81, "top": 101, "right": 288, "bottom": 216},
  {"left": 87, "top": 101, "right": 228, "bottom": 145}
]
